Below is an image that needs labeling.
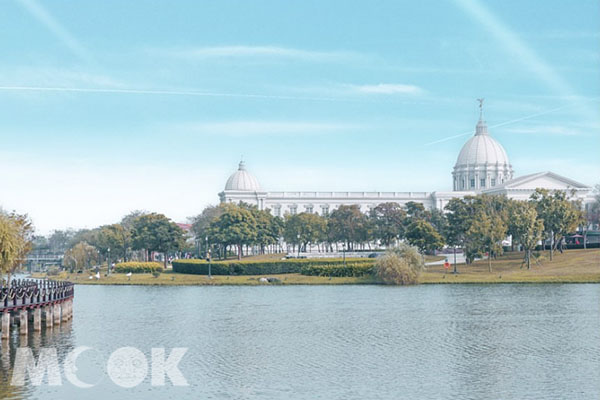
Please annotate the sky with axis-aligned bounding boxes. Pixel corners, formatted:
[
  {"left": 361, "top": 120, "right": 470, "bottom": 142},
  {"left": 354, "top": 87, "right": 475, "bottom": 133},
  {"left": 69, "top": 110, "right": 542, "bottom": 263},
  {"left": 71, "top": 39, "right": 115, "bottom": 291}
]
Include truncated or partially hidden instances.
[{"left": 0, "top": 0, "right": 599, "bottom": 234}]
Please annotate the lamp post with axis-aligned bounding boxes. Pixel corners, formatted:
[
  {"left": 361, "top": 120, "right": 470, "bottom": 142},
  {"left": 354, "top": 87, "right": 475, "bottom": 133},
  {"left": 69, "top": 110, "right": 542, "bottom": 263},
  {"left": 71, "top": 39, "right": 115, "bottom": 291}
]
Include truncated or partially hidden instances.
[
  {"left": 342, "top": 242, "right": 347, "bottom": 270},
  {"left": 206, "top": 236, "right": 212, "bottom": 279},
  {"left": 297, "top": 233, "right": 301, "bottom": 257},
  {"left": 453, "top": 246, "right": 458, "bottom": 274},
  {"left": 107, "top": 248, "right": 111, "bottom": 276}
]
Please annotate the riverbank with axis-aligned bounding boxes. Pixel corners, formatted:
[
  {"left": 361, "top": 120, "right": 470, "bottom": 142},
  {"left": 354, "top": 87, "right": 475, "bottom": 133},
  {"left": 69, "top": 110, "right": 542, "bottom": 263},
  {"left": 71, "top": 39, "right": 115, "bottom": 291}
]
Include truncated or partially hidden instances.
[{"left": 34, "top": 249, "right": 600, "bottom": 285}]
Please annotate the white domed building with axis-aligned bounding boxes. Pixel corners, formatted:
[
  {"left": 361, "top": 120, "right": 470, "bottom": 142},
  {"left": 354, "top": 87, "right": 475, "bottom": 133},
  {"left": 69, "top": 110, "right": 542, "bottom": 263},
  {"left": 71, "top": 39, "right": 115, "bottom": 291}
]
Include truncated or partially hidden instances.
[
  {"left": 452, "top": 114, "right": 514, "bottom": 191},
  {"left": 225, "top": 161, "right": 261, "bottom": 192},
  {"left": 219, "top": 105, "right": 593, "bottom": 215}
]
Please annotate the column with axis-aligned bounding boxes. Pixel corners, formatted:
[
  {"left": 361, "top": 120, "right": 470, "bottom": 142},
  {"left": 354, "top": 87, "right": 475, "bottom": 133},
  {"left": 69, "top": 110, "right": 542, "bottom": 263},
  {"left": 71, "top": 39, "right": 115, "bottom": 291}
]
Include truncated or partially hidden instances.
[
  {"left": 53, "top": 303, "right": 61, "bottom": 325},
  {"left": 61, "top": 302, "right": 68, "bottom": 323},
  {"left": 19, "top": 309, "right": 28, "bottom": 335},
  {"left": 45, "top": 305, "right": 53, "bottom": 329},
  {"left": 33, "top": 308, "right": 42, "bottom": 332},
  {"left": 1, "top": 312, "right": 9, "bottom": 340}
]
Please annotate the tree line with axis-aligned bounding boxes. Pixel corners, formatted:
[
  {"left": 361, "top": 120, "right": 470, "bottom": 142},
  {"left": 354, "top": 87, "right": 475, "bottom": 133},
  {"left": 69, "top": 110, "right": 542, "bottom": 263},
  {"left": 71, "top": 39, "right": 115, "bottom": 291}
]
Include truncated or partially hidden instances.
[
  {"left": 36, "top": 211, "right": 186, "bottom": 270},
  {"left": 190, "top": 188, "right": 593, "bottom": 269},
  {"left": 27, "top": 185, "right": 598, "bottom": 271}
]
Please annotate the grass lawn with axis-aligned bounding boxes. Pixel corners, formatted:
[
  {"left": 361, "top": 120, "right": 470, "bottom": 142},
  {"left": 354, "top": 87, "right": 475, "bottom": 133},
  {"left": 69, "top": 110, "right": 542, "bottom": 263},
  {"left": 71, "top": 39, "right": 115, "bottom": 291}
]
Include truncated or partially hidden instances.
[
  {"left": 34, "top": 249, "right": 599, "bottom": 286},
  {"left": 421, "top": 248, "right": 600, "bottom": 284},
  {"left": 38, "top": 271, "right": 378, "bottom": 286}
]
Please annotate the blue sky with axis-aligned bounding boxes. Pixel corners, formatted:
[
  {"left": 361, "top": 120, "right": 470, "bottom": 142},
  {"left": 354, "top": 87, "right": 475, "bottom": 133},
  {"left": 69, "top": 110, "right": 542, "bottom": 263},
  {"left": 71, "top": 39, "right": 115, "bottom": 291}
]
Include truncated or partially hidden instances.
[{"left": 0, "top": 0, "right": 598, "bottom": 233}]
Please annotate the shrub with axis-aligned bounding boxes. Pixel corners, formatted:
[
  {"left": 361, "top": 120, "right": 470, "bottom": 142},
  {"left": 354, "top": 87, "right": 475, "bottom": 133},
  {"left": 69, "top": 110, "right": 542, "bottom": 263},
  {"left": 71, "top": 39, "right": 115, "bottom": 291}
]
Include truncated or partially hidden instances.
[
  {"left": 115, "top": 262, "right": 163, "bottom": 274},
  {"left": 375, "top": 244, "right": 423, "bottom": 285},
  {"left": 300, "top": 262, "right": 374, "bottom": 277},
  {"left": 152, "top": 271, "right": 161, "bottom": 278},
  {"left": 172, "top": 258, "right": 375, "bottom": 276}
]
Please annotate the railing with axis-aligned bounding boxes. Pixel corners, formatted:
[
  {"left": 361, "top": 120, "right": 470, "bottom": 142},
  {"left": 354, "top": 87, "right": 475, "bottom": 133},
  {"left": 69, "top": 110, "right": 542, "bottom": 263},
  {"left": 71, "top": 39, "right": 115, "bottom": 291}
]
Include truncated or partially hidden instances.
[{"left": 0, "top": 280, "right": 74, "bottom": 311}]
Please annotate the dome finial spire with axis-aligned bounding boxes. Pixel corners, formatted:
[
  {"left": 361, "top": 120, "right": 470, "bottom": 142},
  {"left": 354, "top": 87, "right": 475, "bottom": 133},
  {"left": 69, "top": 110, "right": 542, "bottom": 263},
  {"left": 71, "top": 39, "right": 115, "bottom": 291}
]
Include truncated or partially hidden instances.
[
  {"left": 477, "top": 98, "right": 484, "bottom": 121},
  {"left": 475, "top": 98, "right": 488, "bottom": 135}
]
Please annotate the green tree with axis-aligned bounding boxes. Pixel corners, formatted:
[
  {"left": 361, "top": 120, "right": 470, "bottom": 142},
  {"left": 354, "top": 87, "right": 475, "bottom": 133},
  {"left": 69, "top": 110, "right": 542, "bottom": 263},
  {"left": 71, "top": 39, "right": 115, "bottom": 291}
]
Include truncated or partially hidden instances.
[
  {"left": 405, "top": 201, "right": 427, "bottom": 221},
  {"left": 208, "top": 204, "right": 257, "bottom": 260},
  {"left": 467, "top": 195, "right": 509, "bottom": 272},
  {"left": 284, "top": 212, "right": 327, "bottom": 253},
  {"left": 190, "top": 205, "right": 223, "bottom": 245},
  {"left": 369, "top": 202, "right": 406, "bottom": 246},
  {"left": 47, "top": 229, "right": 75, "bottom": 253},
  {"left": 583, "top": 184, "right": 600, "bottom": 248},
  {"left": 0, "top": 212, "right": 34, "bottom": 283},
  {"left": 507, "top": 201, "right": 544, "bottom": 269},
  {"left": 97, "top": 224, "right": 131, "bottom": 262},
  {"left": 405, "top": 219, "right": 444, "bottom": 258},
  {"left": 327, "top": 205, "right": 370, "bottom": 249},
  {"left": 64, "top": 241, "right": 99, "bottom": 271},
  {"left": 444, "top": 197, "right": 476, "bottom": 270},
  {"left": 530, "top": 189, "right": 584, "bottom": 260},
  {"left": 131, "top": 213, "right": 185, "bottom": 267},
  {"left": 248, "top": 206, "right": 283, "bottom": 253}
]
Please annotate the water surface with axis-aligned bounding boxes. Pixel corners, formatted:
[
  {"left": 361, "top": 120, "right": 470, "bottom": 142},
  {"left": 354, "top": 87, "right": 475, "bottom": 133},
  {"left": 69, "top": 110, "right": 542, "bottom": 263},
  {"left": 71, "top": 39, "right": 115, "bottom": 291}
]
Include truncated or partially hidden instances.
[{"left": 1, "top": 284, "right": 598, "bottom": 399}]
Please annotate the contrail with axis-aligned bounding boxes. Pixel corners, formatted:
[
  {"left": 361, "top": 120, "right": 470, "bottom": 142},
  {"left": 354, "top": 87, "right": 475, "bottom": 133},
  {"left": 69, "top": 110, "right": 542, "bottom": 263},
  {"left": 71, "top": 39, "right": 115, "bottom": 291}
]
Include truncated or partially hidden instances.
[
  {"left": 17, "top": 0, "right": 93, "bottom": 64},
  {"left": 0, "top": 85, "right": 350, "bottom": 102},
  {"left": 454, "top": 0, "right": 596, "bottom": 120},
  {"left": 424, "top": 98, "right": 600, "bottom": 146}
]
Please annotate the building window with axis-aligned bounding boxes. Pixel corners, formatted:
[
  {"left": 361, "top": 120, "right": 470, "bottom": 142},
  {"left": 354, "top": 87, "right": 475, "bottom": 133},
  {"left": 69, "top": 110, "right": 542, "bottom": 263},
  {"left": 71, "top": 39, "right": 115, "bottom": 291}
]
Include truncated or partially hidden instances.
[
  {"left": 480, "top": 178, "right": 486, "bottom": 188},
  {"left": 305, "top": 205, "right": 313, "bottom": 213},
  {"left": 491, "top": 178, "right": 496, "bottom": 187},
  {"left": 470, "top": 179, "right": 475, "bottom": 188},
  {"left": 461, "top": 179, "right": 465, "bottom": 190},
  {"left": 274, "top": 206, "right": 281, "bottom": 217},
  {"left": 321, "top": 205, "right": 329, "bottom": 216},
  {"left": 289, "top": 205, "right": 297, "bottom": 215}
]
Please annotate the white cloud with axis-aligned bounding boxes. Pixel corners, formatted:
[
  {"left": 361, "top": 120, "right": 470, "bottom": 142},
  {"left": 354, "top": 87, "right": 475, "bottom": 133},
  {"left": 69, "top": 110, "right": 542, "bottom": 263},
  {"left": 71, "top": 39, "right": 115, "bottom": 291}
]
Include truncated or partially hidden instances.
[
  {"left": 149, "top": 45, "right": 362, "bottom": 63},
  {"left": 349, "top": 83, "right": 424, "bottom": 95},
  {"left": 168, "top": 121, "right": 356, "bottom": 137}
]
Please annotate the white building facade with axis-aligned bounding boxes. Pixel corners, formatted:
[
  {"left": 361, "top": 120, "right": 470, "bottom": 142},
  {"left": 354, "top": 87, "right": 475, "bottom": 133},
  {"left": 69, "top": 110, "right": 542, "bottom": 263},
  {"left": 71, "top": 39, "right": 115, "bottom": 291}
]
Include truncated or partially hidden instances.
[{"left": 219, "top": 112, "right": 593, "bottom": 214}]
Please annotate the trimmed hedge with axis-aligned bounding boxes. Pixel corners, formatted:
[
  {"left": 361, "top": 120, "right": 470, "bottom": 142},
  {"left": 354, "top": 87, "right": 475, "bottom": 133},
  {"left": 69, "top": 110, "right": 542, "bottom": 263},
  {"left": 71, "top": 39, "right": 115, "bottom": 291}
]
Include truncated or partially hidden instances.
[
  {"left": 171, "top": 258, "right": 375, "bottom": 276},
  {"left": 115, "top": 262, "right": 164, "bottom": 274},
  {"left": 300, "top": 262, "right": 375, "bottom": 277}
]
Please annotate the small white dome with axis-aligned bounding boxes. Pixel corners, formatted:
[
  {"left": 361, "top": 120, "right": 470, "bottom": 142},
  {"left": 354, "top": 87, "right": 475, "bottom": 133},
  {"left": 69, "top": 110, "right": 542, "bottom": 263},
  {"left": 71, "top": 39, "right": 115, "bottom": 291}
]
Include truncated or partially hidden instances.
[
  {"left": 224, "top": 161, "right": 261, "bottom": 191},
  {"left": 455, "top": 120, "right": 510, "bottom": 167}
]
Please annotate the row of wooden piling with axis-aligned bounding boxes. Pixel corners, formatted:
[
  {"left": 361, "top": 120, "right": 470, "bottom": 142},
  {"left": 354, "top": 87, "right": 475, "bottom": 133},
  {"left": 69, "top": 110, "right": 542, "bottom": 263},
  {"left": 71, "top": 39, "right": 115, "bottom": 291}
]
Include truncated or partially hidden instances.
[{"left": 1, "top": 298, "right": 73, "bottom": 339}]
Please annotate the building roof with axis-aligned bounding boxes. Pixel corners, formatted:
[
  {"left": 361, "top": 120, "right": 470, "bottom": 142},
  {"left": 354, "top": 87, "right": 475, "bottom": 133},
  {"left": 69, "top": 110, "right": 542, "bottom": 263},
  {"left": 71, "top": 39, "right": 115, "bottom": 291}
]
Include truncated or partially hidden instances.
[
  {"left": 224, "top": 161, "right": 261, "bottom": 191},
  {"left": 483, "top": 171, "right": 590, "bottom": 192},
  {"left": 455, "top": 118, "right": 511, "bottom": 167}
]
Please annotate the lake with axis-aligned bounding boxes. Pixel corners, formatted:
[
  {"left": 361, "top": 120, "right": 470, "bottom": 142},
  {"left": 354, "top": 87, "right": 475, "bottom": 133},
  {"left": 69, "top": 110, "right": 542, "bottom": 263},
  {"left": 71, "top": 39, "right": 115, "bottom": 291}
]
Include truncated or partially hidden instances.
[{"left": 1, "top": 284, "right": 599, "bottom": 399}]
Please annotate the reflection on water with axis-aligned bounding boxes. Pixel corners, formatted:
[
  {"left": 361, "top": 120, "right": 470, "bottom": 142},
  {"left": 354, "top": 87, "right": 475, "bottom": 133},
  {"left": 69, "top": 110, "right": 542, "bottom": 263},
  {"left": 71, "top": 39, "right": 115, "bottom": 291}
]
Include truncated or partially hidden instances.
[
  {"left": 0, "top": 284, "right": 598, "bottom": 399},
  {"left": 0, "top": 319, "right": 74, "bottom": 400}
]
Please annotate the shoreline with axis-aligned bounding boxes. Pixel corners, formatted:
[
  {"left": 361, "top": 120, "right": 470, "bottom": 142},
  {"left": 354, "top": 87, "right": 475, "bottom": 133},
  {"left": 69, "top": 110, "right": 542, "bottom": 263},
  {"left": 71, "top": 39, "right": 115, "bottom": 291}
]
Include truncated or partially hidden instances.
[{"left": 32, "top": 249, "right": 600, "bottom": 286}]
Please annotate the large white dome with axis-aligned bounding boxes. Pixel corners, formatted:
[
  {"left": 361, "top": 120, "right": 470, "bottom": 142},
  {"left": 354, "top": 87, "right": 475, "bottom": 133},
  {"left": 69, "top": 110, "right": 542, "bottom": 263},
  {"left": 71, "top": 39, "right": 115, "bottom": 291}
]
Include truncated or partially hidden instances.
[
  {"left": 455, "top": 120, "right": 510, "bottom": 166},
  {"left": 452, "top": 114, "right": 514, "bottom": 191},
  {"left": 224, "top": 161, "right": 261, "bottom": 191}
]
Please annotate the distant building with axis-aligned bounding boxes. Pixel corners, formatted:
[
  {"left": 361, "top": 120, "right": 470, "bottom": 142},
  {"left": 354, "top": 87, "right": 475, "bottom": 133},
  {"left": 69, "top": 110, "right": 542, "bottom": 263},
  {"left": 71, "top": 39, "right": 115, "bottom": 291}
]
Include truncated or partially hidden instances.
[{"left": 219, "top": 108, "right": 593, "bottom": 215}]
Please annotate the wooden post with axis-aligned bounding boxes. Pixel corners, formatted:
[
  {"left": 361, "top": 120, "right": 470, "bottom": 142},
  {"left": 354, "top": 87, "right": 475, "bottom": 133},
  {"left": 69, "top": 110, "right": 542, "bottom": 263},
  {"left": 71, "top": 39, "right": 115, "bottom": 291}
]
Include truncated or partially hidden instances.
[
  {"left": 69, "top": 299, "right": 73, "bottom": 320},
  {"left": 61, "top": 302, "right": 68, "bottom": 322},
  {"left": 1, "top": 312, "right": 9, "bottom": 340},
  {"left": 45, "top": 305, "right": 53, "bottom": 329},
  {"left": 53, "top": 304, "right": 61, "bottom": 325},
  {"left": 33, "top": 308, "right": 42, "bottom": 332},
  {"left": 19, "top": 309, "right": 28, "bottom": 335}
]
